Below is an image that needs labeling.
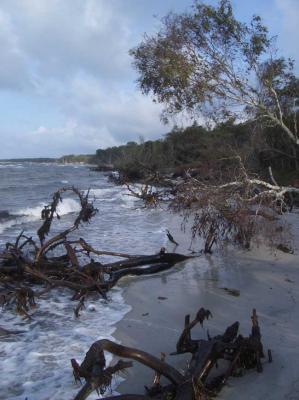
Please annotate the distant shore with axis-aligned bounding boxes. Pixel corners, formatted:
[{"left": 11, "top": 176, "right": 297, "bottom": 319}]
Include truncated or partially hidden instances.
[{"left": 0, "top": 155, "right": 94, "bottom": 165}]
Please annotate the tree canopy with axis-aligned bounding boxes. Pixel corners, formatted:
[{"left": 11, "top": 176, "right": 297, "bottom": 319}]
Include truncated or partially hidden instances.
[{"left": 130, "top": 0, "right": 298, "bottom": 145}]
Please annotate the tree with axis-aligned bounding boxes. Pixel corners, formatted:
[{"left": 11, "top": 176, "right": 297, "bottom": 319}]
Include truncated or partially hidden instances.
[{"left": 130, "top": 0, "right": 298, "bottom": 145}]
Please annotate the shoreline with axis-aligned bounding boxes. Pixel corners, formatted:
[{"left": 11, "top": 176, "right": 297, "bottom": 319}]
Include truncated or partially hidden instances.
[{"left": 112, "top": 213, "right": 299, "bottom": 399}]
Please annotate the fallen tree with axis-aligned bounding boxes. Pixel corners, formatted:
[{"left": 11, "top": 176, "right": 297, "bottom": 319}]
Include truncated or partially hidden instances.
[
  {"left": 123, "top": 160, "right": 298, "bottom": 253},
  {"left": 0, "top": 187, "right": 190, "bottom": 318},
  {"left": 0, "top": 188, "right": 274, "bottom": 399},
  {"left": 126, "top": 0, "right": 299, "bottom": 253},
  {"left": 71, "top": 308, "right": 271, "bottom": 400}
]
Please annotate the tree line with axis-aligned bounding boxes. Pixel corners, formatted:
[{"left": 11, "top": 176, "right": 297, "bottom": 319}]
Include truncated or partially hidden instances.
[
  {"left": 92, "top": 117, "right": 298, "bottom": 184},
  {"left": 92, "top": 0, "right": 298, "bottom": 186}
]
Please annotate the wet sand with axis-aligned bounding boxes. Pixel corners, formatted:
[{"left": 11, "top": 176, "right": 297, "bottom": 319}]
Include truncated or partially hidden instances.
[{"left": 113, "top": 213, "right": 299, "bottom": 399}]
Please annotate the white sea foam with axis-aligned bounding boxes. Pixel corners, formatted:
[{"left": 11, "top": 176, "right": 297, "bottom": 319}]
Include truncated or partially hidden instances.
[
  {"left": 19, "top": 198, "right": 81, "bottom": 218},
  {"left": 90, "top": 187, "right": 142, "bottom": 206},
  {"left": 0, "top": 163, "right": 24, "bottom": 169},
  {"left": 89, "top": 188, "right": 117, "bottom": 197},
  {"left": 0, "top": 287, "right": 131, "bottom": 400},
  {"left": 89, "top": 188, "right": 127, "bottom": 204},
  {"left": 0, "top": 198, "right": 81, "bottom": 234},
  {"left": 0, "top": 163, "right": 170, "bottom": 399}
]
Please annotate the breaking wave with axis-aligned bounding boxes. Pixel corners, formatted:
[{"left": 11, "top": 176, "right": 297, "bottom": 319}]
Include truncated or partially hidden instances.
[{"left": 0, "top": 198, "right": 81, "bottom": 234}]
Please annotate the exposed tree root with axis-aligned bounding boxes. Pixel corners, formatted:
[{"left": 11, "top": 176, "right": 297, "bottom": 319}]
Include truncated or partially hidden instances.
[
  {"left": 0, "top": 187, "right": 191, "bottom": 318},
  {"left": 71, "top": 308, "right": 270, "bottom": 400},
  {"left": 0, "top": 188, "right": 272, "bottom": 398},
  {"left": 122, "top": 158, "right": 297, "bottom": 253}
]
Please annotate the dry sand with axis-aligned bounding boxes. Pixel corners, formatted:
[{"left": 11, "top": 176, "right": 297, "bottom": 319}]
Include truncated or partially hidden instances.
[{"left": 113, "top": 213, "right": 299, "bottom": 399}]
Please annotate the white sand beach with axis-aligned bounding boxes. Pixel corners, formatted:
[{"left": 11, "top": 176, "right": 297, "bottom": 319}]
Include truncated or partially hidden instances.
[{"left": 114, "top": 212, "right": 299, "bottom": 399}]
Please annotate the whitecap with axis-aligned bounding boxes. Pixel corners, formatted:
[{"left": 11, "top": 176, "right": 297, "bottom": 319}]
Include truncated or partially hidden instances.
[
  {"left": 0, "top": 199, "right": 81, "bottom": 235},
  {"left": 0, "top": 287, "right": 131, "bottom": 400},
  {"left": 19, "top": 198, "right": 80, "bottom": 218},
  {"left": 0, "top": 163, "right": 24, "bottom": 169}
]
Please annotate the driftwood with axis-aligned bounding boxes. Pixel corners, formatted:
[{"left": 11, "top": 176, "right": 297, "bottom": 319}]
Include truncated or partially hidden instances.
[
  {"left": 0, "top": 187, "right": 190, "bottom": 318},
  {"left": 0, "top": 187, "right": 272, "bottom": 398},
  {"left": 71, "top": 308, "right": 269, "bottom": 400}
]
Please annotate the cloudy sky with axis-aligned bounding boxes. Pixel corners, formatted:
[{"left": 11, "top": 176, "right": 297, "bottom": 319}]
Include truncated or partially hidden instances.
[{"left": 0, "top": 0, "right": 298, "bottom": 159}]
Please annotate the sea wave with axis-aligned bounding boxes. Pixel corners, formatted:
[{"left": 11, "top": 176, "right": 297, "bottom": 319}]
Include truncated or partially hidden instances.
[
  {"left": 0, "top": 161, "right": 169, "bottom": 399},
  {"left": 0, "top": 163, "right": 24, "bottom": 169},
  {"left": 19, "top": 198, "right": 81, "bottom": 218},
  {"left": 89, "top": 187, "right": 142, "bottom": 207},
  {"left": 0, "top": 287, "right": 131, "bottom": 400},
  {"left": 0, "top": 198, "right": 81, "bottom": 234}
]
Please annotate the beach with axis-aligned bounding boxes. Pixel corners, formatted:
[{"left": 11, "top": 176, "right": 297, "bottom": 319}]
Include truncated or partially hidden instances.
[
  {"left": 0, "top": 163, "right": 298, "bottom": 399},
  {"left": 114, "top": 213, "right": 299, "bottom": 399}
]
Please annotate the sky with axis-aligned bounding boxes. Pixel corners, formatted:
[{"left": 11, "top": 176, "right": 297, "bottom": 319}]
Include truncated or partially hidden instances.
[{"left": 0, "top": 0, "right": 298, "bottom": 159}]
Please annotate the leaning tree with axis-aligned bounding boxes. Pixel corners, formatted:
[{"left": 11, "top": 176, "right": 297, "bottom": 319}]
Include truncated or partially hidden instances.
[
  {"left": 130, "top": 0, "right": 298, "bottom": 145},
  {"left": 129, "top": 0, "right": 299, "bottom": 252}
]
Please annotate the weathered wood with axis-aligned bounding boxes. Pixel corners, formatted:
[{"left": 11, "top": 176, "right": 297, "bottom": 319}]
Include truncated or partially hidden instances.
[
  {"left": 78, "top": 340, "right": 185, "bottom": 385},
  {"left": 175, "top": 308, "right": 212, "bottom": 354},
  {"left": 72, "top": 238, "right": 138, "bottom": 259},
  {"left": 106, "top": 263, "right": 174, "bottom": 289},
  {"left": 73, "top": 359, "right": 133, "bottom": 400},
  {"left": 104, "top": 253, "right": 189, "bottom": 271},
  {"left": 0, "top": 187, "right": 194, "bottom": 318},
  {"left": 1, "top": 247, "right": 189, "bottom": 314},
  {"left": 71, "top": 309, "right": 268, "bottom": 400}
]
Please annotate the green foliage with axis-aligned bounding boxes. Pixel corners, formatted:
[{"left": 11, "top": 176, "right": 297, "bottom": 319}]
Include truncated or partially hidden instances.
[
  {"left": 93, "top": 121, "right": 255, "bottom": 179},
  {"left": 130, "top": 0, "right": 298, "bottom": 145},
  {"left": 92, "top": 0, "right": 299, "bottom": 180}
]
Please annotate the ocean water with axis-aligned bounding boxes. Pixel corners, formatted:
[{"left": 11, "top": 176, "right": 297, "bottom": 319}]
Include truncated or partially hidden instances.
[{"left": 0, "top": 162, "right": 168, "bottom": 400}]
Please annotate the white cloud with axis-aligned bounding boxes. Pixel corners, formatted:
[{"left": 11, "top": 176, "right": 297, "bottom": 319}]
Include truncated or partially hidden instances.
[
  {"left": 60, "top": 74, "right": 165, "bottom": 141},
  {"left": 0, "top": 0, "right": 166, "bottom": 157},
  {"left": 4, "top": 121, "right": 118, "bottom": 158},
  {"left": 0, "top": 0, "right": 132, "bottom": 81},
  {"left": 1, "top": 0, "right": 297, "bottom": 158},
  {"left": 7, "top": 84, "right": 165, "bottom": 158}
]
